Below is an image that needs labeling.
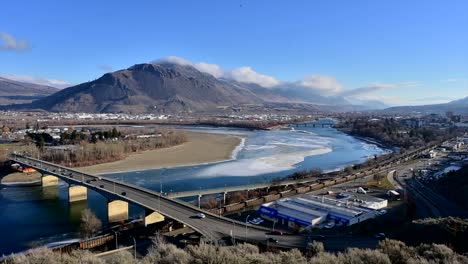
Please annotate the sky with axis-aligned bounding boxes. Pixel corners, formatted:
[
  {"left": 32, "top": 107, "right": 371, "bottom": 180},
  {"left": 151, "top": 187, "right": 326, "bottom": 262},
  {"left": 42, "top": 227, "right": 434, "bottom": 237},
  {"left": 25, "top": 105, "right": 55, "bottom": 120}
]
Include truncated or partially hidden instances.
[{"left": 0, "top": 0, "right": 467, "bottom": 106}]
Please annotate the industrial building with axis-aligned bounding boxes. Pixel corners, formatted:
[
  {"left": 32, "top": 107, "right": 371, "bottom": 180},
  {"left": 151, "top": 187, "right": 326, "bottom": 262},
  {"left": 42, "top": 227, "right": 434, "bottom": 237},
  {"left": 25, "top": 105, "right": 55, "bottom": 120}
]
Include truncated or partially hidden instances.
[
  {"left": 336, "top": 192, "right": 388, "bottom": 210},
  {"left": 258, "top": 194, "right": 386, "bottom": 230}
]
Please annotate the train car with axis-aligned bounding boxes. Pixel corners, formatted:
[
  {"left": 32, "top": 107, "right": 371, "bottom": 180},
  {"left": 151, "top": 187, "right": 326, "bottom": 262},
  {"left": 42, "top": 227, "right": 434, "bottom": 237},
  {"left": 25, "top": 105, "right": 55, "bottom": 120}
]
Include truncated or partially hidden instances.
[
  {"left": 79, "top": 234, "right": 114, "bottom": 250},
  {"left": 246, "top": 198, "right": 264, "bottom": 207},
  {"left": 309, "top": 183, "right": 321, "bottom": 190},
  {"left": 323, "top": 180, "right": 335, "bottom": 187},
  {"left": 264, "top": 194, "right": 281, "bottom": 202},
  {"left": 279, "top": 190, "right": 295, "bottom": 197},
  {"left": 334, "top": 177, "right": 347, "bottom": 184},
  {"left": 295, "top": 186, "right": 311, "bottom": 194},
  {"left": 224, "top": 202, "right": 246, "bottom": 213}
]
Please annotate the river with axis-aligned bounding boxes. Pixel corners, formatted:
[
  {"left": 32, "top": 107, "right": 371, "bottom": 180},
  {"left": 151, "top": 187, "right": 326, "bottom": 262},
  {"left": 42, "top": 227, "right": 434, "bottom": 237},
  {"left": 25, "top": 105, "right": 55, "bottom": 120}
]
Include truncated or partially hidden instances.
[{"left": 0, "top": 124, "right": 387, "bottom": 255}]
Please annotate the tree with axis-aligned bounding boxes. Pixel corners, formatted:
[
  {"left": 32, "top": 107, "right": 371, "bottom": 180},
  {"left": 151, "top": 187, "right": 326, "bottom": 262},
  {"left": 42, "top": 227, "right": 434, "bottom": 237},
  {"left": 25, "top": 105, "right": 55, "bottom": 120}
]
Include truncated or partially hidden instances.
[
  {"left": 80, "top": 209, "right": 102, "bottom": 238},
  {"left": 37, "top": 135, "right": 45, "bottom": 152}
]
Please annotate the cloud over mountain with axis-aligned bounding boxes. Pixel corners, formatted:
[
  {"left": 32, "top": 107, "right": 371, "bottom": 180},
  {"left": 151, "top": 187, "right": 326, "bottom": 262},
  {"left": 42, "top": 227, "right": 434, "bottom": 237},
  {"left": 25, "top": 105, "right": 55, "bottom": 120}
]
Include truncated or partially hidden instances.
[
  {"left": 296, "top": 75, "right": 343, "bottom": 95},
  {"left": 0, "top": 32, "right": 29, "bottom": 52},
  {"left": 0, "top": 74, "right": 70, "bottom": 89},
  {"left": 152, "top": 56, "right": 400, "bottom": 107}
]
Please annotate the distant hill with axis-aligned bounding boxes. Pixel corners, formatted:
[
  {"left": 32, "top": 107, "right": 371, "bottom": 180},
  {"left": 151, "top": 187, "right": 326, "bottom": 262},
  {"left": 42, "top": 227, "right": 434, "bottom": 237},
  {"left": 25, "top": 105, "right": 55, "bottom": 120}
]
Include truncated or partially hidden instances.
[
  {"left": 382, "top": 97, "right": 468, "bottom": 115},
  {"left": 0, "top": 77, "right": 59, "bottom": 105},
  {"left": 4, "top": 62, "right": 386, "bottom": 113}
]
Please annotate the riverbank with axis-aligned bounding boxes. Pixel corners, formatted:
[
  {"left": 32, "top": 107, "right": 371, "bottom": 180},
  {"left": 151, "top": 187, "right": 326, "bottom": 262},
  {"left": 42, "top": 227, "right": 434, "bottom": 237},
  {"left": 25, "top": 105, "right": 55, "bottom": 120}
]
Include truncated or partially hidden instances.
[{"left": 79, "top": 131, "right": 242, "bottom": 175}]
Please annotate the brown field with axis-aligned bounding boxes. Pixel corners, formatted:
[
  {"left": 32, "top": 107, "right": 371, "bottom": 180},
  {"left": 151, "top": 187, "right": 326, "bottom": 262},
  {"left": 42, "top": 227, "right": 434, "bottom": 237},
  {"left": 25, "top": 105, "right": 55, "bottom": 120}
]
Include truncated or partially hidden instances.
[{"left": 79, "top": 131, "right": 242, "bottom": 174}]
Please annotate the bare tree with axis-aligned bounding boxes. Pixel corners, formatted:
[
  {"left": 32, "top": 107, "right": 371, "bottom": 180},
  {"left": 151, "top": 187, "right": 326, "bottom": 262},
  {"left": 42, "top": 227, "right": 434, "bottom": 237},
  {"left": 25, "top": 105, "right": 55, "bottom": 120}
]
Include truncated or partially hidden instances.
[{"left": 80, "top": 209, "right": 102, "bottom": 238}]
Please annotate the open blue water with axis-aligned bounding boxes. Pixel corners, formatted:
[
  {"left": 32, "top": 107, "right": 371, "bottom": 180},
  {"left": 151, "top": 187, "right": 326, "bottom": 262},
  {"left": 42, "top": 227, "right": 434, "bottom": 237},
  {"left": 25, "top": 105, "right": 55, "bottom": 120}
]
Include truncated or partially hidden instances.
[{"left": 0, "top": 125, "right": 387, "bottom": 255}]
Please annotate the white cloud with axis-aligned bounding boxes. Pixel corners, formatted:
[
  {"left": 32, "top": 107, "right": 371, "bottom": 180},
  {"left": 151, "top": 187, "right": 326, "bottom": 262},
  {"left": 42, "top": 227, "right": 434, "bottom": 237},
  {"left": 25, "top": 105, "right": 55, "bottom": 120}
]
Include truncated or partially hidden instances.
[
  {"left": 297, "top": 75, "right": 343, "bottom": 95},
  {"left": 99, "top": 65, "right": 113, "bottom": 72},
  {"left": 440, "top": 78, "right": 467, "bottom": 83},
  {"left": 0, "top": 32, "right": 29, "bottom": 52},
  {"left": 227, "top": 67, "right": 280, "bottom": 87},
  {"left": 193, "top": 62, "right": 224, "bottom": 78},
  {"left": 341, "top": 83, "right": 394, "bottom": 98},
  {"left": 156, "top": 56, "right": 224, "bottom": 78},
  {"left": 156, "top": 56, "right": 279, "bottom": 86},
  {"left": 397, "top": 81, "right": 421, "bottom": 87},
  {"left": 160, "top": 56, "right": 192, "bottom": 66},
  {"left": 0, "top": 74, "right": 70, "bottom": 88}
]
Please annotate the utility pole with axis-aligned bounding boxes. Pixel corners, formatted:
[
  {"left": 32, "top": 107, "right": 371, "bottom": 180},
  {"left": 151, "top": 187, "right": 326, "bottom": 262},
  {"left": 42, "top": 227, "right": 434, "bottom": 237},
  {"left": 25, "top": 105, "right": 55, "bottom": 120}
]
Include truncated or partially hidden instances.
[
  {"left": 131, "top": 236, "right": 137, "bottom": 260},
  {"left": 245, "top": 214, "right": 251, "bottom": 241}
]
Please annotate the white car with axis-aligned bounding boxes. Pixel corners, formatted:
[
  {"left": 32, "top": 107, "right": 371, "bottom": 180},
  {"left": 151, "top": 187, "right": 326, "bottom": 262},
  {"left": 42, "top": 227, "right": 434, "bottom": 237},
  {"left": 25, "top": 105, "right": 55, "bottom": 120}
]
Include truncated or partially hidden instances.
[
  {"left": 196, "top": 213, "right": 206, "bottom": 219},
  {"left": 324, "top": 222, "right": 335, "bottom": 229},
  {"left": 249, "top": 219, "right": 261, "bottom": 225},
  {"left": 377, "top": 210, "right": 387, "bottom": 215}
]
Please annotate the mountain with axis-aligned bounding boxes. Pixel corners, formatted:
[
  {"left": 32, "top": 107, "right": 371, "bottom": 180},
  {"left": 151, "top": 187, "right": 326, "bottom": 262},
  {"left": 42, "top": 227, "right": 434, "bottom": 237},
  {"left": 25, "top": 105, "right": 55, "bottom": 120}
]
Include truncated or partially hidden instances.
[
  {"left": 20, "top": 63, "right": 288, "bottom": 113},
  {"left": 0, "top": 77, "right": 59, "bottom": 105},
  {"left": 382, "top": 97, "right": 468, "bottom": 115},
  {"left": 4, "top": 62, "right": 386, "bottom": 113}
]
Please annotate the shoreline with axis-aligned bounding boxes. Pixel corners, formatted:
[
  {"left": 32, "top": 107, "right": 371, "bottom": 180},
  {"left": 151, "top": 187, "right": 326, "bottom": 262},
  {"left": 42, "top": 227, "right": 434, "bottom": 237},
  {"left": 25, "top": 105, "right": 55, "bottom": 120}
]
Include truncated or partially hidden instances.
[{"left": 78, "top": 131, "right": 244, "bottom": 175}]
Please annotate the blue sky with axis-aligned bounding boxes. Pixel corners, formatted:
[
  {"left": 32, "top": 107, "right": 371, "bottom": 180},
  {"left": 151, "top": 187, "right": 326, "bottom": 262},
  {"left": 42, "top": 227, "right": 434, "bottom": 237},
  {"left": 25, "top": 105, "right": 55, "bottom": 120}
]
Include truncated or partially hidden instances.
[{"left": 1, "top": 0, "right": 467, "bottom": 106}]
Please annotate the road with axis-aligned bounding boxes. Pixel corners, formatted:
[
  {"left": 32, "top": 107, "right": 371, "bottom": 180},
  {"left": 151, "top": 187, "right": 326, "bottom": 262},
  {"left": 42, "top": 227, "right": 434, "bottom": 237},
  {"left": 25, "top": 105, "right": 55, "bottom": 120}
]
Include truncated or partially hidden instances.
[
  {"left": 11, "top": 154, "right": 307, "bottom": 248},
  {"left": 393, "top": 157, "right": 468, "bottom": 218}
]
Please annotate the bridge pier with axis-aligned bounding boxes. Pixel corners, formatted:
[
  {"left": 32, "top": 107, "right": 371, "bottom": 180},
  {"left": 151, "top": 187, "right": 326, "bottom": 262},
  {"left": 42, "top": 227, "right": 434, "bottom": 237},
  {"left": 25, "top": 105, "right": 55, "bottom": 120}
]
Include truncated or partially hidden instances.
[
  {"left": 42, "top": 175, "right": 59, "bottom": 187},
  {"left": 198, "top": 194, "right": 202, "bottom": 209},
  {"left": 108, "top": 200, "right": 129, "bottom": 223},
  {"left": 69, "top": 185, "right": 87, "bottom": 203},
  {"left": 223, "top": 191, "right": 227, "bottom": 205},
  {"left": 144, "top": 209, "right": 165, "bottom": 226}
]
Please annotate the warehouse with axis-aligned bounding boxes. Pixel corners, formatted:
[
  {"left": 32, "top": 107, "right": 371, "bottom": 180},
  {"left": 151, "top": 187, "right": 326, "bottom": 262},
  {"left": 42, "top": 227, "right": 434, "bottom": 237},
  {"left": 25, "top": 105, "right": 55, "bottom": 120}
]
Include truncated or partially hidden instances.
[
  {"left": 336, "top": 192, "right": 388, "bottom": 210},
  {"left": 258, "top": 194, "right": 379, "bottom": 230}
]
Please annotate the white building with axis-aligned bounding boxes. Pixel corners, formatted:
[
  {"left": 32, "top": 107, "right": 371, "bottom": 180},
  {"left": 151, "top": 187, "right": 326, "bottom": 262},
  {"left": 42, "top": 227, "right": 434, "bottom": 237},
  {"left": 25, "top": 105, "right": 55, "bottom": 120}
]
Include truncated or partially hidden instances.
[
  {"left": 258, "top": 194, "right": 382, "bottom": 230},
  {"left": 337, "top": 192, "right": 388, "bottom": 210}
]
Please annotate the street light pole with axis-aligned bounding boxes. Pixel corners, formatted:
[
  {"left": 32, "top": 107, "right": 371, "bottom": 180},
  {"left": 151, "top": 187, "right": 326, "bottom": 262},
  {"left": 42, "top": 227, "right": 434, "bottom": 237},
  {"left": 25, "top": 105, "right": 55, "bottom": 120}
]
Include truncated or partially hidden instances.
[
  {"left": 112, "top": 230, "right": 118, "bottom": 249},
  {"left": 159, "top": 180, "right": 162, "bottom": 213},
  {"left": 245, "top": 214, "right": 251, "bottom": 241},
  {"left": 131, "top": 236, "right": 137, "bottom": 260}
]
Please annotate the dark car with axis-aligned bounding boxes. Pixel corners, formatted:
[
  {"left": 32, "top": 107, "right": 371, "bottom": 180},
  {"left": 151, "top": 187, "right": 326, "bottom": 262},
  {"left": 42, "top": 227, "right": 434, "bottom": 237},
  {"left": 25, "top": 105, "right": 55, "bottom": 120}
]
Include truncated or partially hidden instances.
[
  {"left": 121, "top": 191, "right": 126, "bottom": 196},
  {"left": 311, "top": 235, "right": 325, "bottom": 240},
  {"left": 99, "top": 184, "right": 105, "bottom": 188},
  {"left": 270, "top": 230, "right": 283, "bottom": 236},
  {"left": 374, "top": 233, "right": 386, "bottom": 240},
  {"left": 267, "top": 237, "right": 279, "bottom": 243}
]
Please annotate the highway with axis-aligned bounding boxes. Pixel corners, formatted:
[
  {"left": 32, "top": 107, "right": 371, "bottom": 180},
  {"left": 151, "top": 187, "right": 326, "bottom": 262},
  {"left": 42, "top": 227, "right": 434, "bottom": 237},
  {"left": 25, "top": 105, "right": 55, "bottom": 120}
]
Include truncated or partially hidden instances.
[
  {"left": 11, "top": 154, "right": 307, "bottom": 248},
  {"left": 393, "top": 157, "right": 468, "bottom": 218}
]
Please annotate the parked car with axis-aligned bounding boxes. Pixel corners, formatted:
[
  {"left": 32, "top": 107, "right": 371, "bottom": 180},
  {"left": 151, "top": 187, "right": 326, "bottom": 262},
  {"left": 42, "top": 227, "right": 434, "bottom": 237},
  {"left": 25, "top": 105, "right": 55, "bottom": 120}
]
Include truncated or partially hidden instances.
[
  {"left": 249, "top": 218, "right": 262, "bottom": 225},
  {"left": 324, "top": 222, "right": 335, "bottom": 229},
  {"left": 377, "top": 210, "right": 387, "bottom": 215}
]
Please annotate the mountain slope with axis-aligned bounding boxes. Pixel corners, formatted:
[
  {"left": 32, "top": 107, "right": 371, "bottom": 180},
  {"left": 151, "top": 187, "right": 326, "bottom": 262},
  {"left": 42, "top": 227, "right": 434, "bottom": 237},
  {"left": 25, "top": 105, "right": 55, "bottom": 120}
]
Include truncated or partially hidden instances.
[
  {"left": 0, "top": 77, "right": 59, "bottom": 105},
  {"left": 25, "top": 63, "right": 277, "bottom": 113},
  {"left": 383, "top": 97, "right": 468, "bottom": 115}
]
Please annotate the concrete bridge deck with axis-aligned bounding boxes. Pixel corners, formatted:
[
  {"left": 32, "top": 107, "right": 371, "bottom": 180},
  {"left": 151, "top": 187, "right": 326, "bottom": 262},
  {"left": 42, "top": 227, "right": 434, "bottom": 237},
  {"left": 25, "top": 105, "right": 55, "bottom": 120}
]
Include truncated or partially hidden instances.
[{"left": 10, "top": 154, "right": 307, "bottom": 247}]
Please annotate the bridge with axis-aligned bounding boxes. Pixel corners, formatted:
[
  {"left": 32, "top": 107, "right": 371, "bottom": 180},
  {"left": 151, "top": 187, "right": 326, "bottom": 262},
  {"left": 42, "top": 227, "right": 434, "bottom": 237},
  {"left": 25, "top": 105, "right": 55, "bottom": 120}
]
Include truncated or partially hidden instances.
[
  {"left": 294, "top": 118, "right": 337, "bottom": 128},
  {"left": 10, "top": 154, "right": 307, "bottom": 247}
]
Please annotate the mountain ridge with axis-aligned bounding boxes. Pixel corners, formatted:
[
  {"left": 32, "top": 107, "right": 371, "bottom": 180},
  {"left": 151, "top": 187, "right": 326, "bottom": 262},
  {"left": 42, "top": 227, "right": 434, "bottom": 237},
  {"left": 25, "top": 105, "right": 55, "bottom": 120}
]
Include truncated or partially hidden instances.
[{"left": 0, "top": 77, "right": 59, "bottom": 105}]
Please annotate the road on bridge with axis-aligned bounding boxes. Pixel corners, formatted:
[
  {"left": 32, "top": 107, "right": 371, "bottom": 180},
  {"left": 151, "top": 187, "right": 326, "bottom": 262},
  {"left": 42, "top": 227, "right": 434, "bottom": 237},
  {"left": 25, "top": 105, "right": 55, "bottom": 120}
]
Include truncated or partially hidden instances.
[{"left": 11, "top": 155, "right": 307, "bottom": 248}]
